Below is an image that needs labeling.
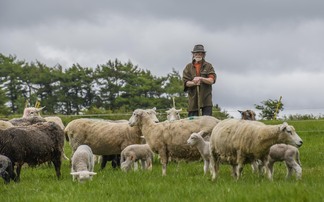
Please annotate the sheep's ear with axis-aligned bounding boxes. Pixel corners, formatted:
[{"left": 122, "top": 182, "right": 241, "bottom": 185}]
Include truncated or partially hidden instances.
[
  {"left": 140, "top": 136, "right": 146, "bottom": 140},
  {"left": 280, "top": 122, "right": 289, "bottom": 131},
  {"left": 152, "top": 107, "right": 156, "bottom": 111},
  {"left": 36, "top": 106, "right": 45, "bottom": 112},
  {"left": 70, "top": 172, "right": 80, "bottom": 176},
  {"left": 237, "top": 110, "right": 242, "bottom": 114},
  {"left": 198, "top": 131, "right": 204, "bottom": 136},
  {"left": 89, "top": 172, "right": 97, "bottom": 176},
  {"left": 177, "top": 109, "right": 182, "bottom": 112}
]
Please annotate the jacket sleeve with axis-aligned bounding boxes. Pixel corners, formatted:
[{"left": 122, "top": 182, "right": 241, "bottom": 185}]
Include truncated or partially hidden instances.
[{"left": 182, "top": 64, "right": 192, "bottom": 92}]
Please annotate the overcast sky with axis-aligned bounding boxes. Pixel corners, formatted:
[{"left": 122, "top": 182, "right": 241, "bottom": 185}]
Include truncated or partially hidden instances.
[{"left": 1, "top": 0, "right": 324, "bottom": 118}]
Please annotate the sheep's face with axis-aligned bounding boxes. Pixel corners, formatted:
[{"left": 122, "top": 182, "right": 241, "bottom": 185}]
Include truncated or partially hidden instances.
[
  {"left": 238, "top": 110, "right": 256, "bottom": 120},
  {"left": 278, "top": 122, "right": 303, "bottom": 147},
  {"left": 145, "top": 108, "right": 159, "bottom": 123},
  {"left": 129, "top": 108, "right": 159, "bottom": 126},
  {"left": 71, "top": 171, "right": 97, "bottom": 183},
  {"left": 187, "top": 134, "right": 199, "bottom": 146},
  {"left": 23, "top": 107, "right": 45, "bottom": 118},
  {"left": 187, "top": 131, "right": 204, "bottom": 145},
  {"left": 129, "top": 109, "right": 142, "bottom": 127},
  {"left": 166, "top": 108, "right": 182, "bottom": 122}
]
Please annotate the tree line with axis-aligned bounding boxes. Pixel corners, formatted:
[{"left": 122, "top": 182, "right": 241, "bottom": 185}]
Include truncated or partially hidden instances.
[{"left": 0, "top": 53, "right": 194, "bottom": 116}]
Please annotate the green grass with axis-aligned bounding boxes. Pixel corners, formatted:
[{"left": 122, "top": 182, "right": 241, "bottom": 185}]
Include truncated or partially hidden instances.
[{"left": 1, "top": 120, "right": 324, "bottom": 202}]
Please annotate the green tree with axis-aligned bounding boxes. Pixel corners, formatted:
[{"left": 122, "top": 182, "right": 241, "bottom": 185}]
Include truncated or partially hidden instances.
[
  {"left": 163, "top": 68, "right": 187, "bottom": 109},
  {"left": 0, "top": 54, "right": 25, "bottom": 114},
  {"left": 0, "top": 88, "right": 10, "bottom": 116},
  {"left": 255, "top": 98, "right": 284, "bottom": 120}
]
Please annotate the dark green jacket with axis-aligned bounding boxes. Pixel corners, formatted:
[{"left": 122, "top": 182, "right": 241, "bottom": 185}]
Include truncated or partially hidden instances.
[{"left": 182, "top": 60, "right": 216, "bottom": 112}]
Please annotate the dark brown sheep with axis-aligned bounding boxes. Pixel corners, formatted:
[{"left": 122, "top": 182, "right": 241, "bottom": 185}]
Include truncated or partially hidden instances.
[{"left": 0, "top": 122, "right": 64, "bottom": 182}]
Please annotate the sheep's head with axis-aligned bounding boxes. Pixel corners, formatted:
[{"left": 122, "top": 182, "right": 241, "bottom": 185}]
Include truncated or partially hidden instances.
[
  {"left": 187, "top": 131, "right": 204, "bottom": 146},
  {"left": 23, "top": 107, "right": 45, "bottom": 118},
  {"left": 278, "top": 122, "right": 303, "bottom": 147},
  {"left": 145, "top": 107, "right": 159, "bottom": 123},
  {"left": 238, "top": 110, "right": 256, "bottom": 120},
  {"left": 129, "top": 108, "right": 159, "bottom": 127},
  {"left": 71, "top": 171, "right": 97, "bottom": 183},
  {"left": 166, "top": 108, "right": 182, "bottom": 122}
]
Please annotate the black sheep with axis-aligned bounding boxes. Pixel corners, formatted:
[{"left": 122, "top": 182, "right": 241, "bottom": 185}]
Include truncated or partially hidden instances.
[
  {"left": 101, "top": 154, "right": 121, "bottom": 170},
  {"left": 0, "top": 154, "right": 16, "bottom": 184},
  {"left": 0, "top": 122, "right": 64, "bottom": 182}
]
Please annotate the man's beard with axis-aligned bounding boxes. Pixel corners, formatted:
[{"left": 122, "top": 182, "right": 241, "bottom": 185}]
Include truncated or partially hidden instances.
[{"left": 193, "top": 56, "right": 203, "bottom": 62}]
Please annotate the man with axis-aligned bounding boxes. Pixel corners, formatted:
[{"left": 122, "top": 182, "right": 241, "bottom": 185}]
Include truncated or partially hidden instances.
[{"left": 182, "top": 44, "right": 216, "bottom": 116}]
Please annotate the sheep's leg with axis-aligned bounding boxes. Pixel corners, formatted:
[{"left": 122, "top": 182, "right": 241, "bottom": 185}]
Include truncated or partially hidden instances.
[
  {"left": 236, "top": 164, "right": 244, "bottom": 180},
  {"left": 285, "top": 159, "right": 301, "bottom": 180},
  {"left": 146, "top": 157, "right": 153, "bottom": 171},
  {"left": 285, "top": 164, "right": 293, "bottom": 179},
  {"left": 14, "top": 163, "right": 23, "bottom": 182},
  {"left": 141, "top": 159, "right": 146, "bottom": 170},
  {"left": 251, "top": 161, "right": 258, "bottom": 174},
  {"left": 158, "top": 148, "right": 168, "bottom": 176},
  {"left": 8, "top": 161, "right": 16, "bottom": 182},
  {"left": 52, "top": 158, "right": 62, "bottom": 179},
  {"left": 231, "top": 165, "right": 237, "bottom": 178},
  {"left": 266, "top": 160, "right": 275, "bottom": 180},
  {"left": 294, "top": 164, "right": 302, "bottom": 180},
  {"left": 100, "top": 155, "right": 108, "bottom": 170},
  {"left": 203, "top": 159, "right": 209, "bottom": 175},
  {"left": 210, "top": 153, "right": 219, "bottom": 181}
]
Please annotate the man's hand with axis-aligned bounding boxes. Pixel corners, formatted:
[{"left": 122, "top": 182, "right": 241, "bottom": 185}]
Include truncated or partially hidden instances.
[{"left": 193, "top": 77, "right": 202, "bottom": 85}]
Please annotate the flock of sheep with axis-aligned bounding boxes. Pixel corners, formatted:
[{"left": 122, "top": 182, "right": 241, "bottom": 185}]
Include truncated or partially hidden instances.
[{"left": 0, "top": 106, "right": 303, "bottom": 184}]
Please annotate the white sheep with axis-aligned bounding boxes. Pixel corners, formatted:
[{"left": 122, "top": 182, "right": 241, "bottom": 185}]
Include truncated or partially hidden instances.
[
  {"left": 65, "top": 108, "right": 159, "bottom": 158},
  {"left": 187, "top": 131, "right": 210, "bottom": 175},
  {"left": 120, "top": 144, "right": 154, "bottom": 172},
  {"left": 70, "top": 145, "right": 97, "bottom": 182},
  {"left": 128, "top": 109, "right": 220, "bottom": 176},
  {"left": 209, "top": 119, "right": 303, "bottom": 181},
  {"left": 166, "top": 107, "right": 182, "bottom": 122},
  {"left": 266, "top": 144, "right": 302, "bottom": 180}
]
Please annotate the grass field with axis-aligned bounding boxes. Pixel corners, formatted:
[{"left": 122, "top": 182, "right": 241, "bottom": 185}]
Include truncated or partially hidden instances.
[{"left": 1, "top": 119, "right": 324, "bottom": 202}]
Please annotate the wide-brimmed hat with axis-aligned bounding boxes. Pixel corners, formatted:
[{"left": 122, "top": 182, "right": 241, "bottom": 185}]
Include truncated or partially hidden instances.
[{"left": 191, "top": 44, "right": 206, "bottom": 53}]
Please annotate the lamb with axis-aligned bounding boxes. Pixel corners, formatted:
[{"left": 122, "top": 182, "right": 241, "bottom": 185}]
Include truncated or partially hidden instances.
[
  {"left": 65, "top": 108, "right": 159, "bottom": 160},
  {"left": 0, "top": 154, "right": 16, "bottom": 184},
  {"left": 238, "top": 110, "right": 256, "bottom": 120},
  {"left": 120, "top": 144, "right": 154, "bottom": 172},
  {"left": 0, "top": 122, "right": 64, "bottom": 182},
  {"left": 266, "top": 144, "right": 302, "bottom": 180},
  {"left": 128, "top": 109, "right": 220, "bottom": 176},
  {"left": 209, "top": 119, "right": 303, "bottom": 181},
  {"left": 70, "top": 145, "right": 97, "bottom": 182},
  {"left": 187, "top": 131, "right": 210, "bottom": 175},
  {"left": 166, "top": 107, "right": 182, "bottom": 122}
]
